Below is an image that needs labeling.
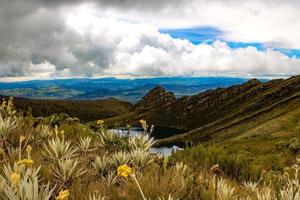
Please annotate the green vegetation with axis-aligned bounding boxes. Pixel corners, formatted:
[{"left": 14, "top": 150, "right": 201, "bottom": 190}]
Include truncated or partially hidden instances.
[
  {"left": 1, "top": 97, "right": 300, "bottom": 199},
  {"left": 169, "top": 96, "right": 300, "bottom": 181},
  {"left": 6, "top": 96, "right": 133, "bottom": 122},
  {"left": 1, "top": 75, "right": 300, "bottom": 199}
]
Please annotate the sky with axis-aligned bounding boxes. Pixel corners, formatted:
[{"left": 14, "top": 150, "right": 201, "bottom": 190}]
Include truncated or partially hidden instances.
[{"left": 1, "top": 0, "right": 300, "bottom": 81}]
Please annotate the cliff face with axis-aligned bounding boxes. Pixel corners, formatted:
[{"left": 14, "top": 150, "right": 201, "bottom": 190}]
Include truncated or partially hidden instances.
[
  {"left": 135, "top": 86, "right": 176, "bottom": 119},
  {"left": 134, "top": 76, "right": 300, "bottom": 130}
]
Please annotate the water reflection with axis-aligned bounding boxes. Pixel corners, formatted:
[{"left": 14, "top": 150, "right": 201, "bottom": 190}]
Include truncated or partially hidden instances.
[{"left": 109, "top": 127, "right": 183, "bottom": 156}]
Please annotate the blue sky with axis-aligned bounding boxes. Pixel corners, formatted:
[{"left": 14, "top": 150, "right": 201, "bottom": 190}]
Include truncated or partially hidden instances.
[{"left": 160, "top": 27, "right": 300, "bottom": 59}]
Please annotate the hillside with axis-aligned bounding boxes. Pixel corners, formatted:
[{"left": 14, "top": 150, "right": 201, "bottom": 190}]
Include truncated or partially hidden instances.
[
  {"left": 103, "top": 76, "right": 300, "bottom": 146},
  {"left": 133, "top": 75, "right": 300, "bottom": 174},
  {"left": 3, "top": 96, "right": 134, "bottom": 122},
  {"left": 154, "top": 75, "right": 300, "bottom": 145}
]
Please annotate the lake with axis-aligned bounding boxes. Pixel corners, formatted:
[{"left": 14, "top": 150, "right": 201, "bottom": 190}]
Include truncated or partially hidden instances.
[{"left": 109, "top": 127, "right": 183, "bottom": 156}]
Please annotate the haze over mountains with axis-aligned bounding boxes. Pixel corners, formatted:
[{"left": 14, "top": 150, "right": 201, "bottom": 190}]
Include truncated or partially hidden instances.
[{"left": 0, "top": 77, "right": 254, "bottom": 102}]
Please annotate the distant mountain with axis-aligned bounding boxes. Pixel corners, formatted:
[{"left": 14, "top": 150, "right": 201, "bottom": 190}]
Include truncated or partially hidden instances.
[{"left": 0, "top": 77, "right": 253, "bottom": 102}]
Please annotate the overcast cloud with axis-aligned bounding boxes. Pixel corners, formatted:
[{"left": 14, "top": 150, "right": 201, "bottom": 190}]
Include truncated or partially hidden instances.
[{"left": 0, "top": 0, "right": 300, "bottom": 80}]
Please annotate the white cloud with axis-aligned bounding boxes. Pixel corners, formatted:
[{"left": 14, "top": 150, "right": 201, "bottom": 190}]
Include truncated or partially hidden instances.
[
  {"left": 1, "top": 0, "right": 300, "bottom": 80},
  {"left": 97, "top": 0, "right": 300, "bottom": 48}
]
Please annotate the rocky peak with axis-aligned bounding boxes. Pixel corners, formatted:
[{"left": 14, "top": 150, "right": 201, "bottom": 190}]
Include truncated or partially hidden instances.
[
  {"left": 144, "top": 86, "right": 166, "bottom": 96},
  {"left": 245, "top": 78, "right": 260, "bottom": 86},
  {"left": 135, "top": 86, "right": 176, "bottom": 119}
]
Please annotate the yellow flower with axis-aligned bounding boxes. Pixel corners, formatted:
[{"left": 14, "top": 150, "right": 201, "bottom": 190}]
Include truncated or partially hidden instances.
[
  {"left": 17, "top": 159, "right": 34, "bottom": 166},
  {"left": 56, "top": 190, "right": 70, "bottom": 200},
  {"left": 19, "top": 136, "right": 26, "bottom": 143},
  {"left": 26, "top": 145, "right": 32, "bottom": 154},
  {"left": 97, "top": 120, "right": 104, "bottom": 125},
  {"left": 117, "top": 164, "right": 133, "bottom": 177},
  {"left": 10, "top": 172, "right": 20, "bottom": 186},
  {"left": 139, "top": 119, "right": 146, "bottom": 125}
]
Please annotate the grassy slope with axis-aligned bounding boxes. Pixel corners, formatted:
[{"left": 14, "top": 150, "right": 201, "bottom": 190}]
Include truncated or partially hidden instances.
[
  {"left": 7, "top": 96, "right": 134, "bottom": 122},
  {"left": 170, "top": 100, "right": 300, "bottom": 178},
  {"left": 167, "top": 90, "right": 300, "bottom": 178},
  {"left": 157, "top": 75, "right": 300, "bottom": 144}
]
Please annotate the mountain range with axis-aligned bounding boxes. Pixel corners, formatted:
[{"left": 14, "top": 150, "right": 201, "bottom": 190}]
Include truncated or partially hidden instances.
[
  {"left": 99, "top": 75, "right": 300, "bottom": 149},
  {"left": 0, "top": 77, "right": 253, "bottom": 102},
  {"left": 100, "top": 75, "right": 300, "bottom": 171},
  {"left": 1, "top": 75, "right": 300, "bottom": 146}
]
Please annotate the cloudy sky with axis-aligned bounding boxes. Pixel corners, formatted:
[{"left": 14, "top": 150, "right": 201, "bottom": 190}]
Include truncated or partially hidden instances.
[{"left": 1, "top": 0, "right": 300, "bottom": 81}]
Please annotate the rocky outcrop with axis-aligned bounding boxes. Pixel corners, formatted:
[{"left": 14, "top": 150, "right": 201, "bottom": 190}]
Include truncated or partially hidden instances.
[
  {"left": 176, "top": 78, "right": 261, "bottom": 114},
  {"left": 135, "top": 86, "right": 176, "bottom": 119},
  {"left": 133, "top": 76, "right": 300, "bottom": 130}
]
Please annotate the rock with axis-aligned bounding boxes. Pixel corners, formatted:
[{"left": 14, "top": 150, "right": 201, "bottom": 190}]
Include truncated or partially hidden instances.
[{"left": 135, "top": 86, "right": 176, "bottom": 119}]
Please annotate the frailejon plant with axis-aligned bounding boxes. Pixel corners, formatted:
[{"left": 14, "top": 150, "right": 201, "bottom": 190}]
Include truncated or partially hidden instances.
[
  {"left": 87, "top": 193, "right": 106, "bottom": 200},
  {"left": 0, "top": 163, "right": 55, "bottom": 200},
  {"left": 128, "top": 134, "right": 156, "bottom": 151},
  {"left": 0, "top": 114, "right": 21, "bottom": 141},
  {"left": 215, "top": 177, "right": 238, "bottom": 200},
  {"left": 130, "top": 149, "right": 153, "bottom": 170},
  {"left": 43, "top": 137, "right": 77, "bottom": 161},
  {"left": 52, "top": 159, "right": 86, "bottom": 186},
  {"left": 92, "top": 155, "right": 110, "bottom": 176},
  {"left": 97, "top": 129, "right": 117, "bottom": 146},
  {"left": 109, "top": 151, "right": 130, "bottom": 167},
  {"left": 38, "top": 124, "right": 53, "bottom": 141},
  {"left": 102, "top": 171, "right": 118, "bottom": 187},
  {"left": 77, "top": 136, "right": 95, "bottom": 153}
]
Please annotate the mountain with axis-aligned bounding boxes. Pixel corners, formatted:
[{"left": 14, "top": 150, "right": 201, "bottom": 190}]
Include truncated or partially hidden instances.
[
  {"left": 99, "top": 75, "right": 300, "bottom": 172},
  {"left": 4, "top": 75, "right": 300, "bottom": 173},
  {"left": 0, "top": 77, "right": 252, "bottom": 102},
  {"left": 4, "top": 96, "right": 133, "bottom": 122},
  {"left": 103, "top": 75, "right": 300, "bottom": 146},
  {"left": 136, "top": 78, "right": 263, "bottom": 129},
  {"left": 4, "top": 75, "right": 300, "bottom": 146},
  {"left": 137, "top": 76, "right": 300, "bottom": 146}
]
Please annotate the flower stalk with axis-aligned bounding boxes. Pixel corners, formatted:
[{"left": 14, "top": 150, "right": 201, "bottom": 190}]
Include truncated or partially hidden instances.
[
  {"left": 19, "top": 136, "right": 25, "bottom": 160},
  {"left": 117, "top": 164, "right": 146, "bottom": 200},
  {"left": 131, "top": 173, "right": 146, "bottom": 200}
]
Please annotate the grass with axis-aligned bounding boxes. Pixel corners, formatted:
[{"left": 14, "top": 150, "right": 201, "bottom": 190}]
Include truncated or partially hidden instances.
[
  {"left": 169, "top": 97, "right": 300, "bottom": 181},
  {"left": 1, "top": 85, "right": 300, "bottom": 199}
]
